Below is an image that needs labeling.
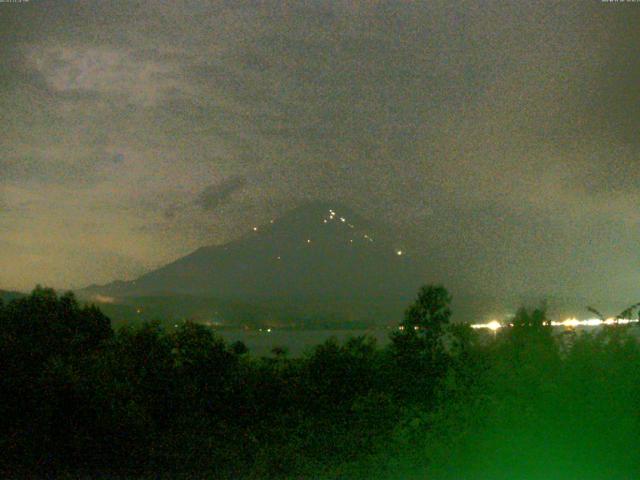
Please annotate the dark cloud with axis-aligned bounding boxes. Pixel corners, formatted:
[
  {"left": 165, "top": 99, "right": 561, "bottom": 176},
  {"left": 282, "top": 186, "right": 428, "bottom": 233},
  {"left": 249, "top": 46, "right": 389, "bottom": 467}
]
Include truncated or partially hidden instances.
[
  {"left": 2, "top": 0, "right": 640, "bottom": 308},
  {"left": 195, "top": 176, "right": 247, "bottom": 211}
]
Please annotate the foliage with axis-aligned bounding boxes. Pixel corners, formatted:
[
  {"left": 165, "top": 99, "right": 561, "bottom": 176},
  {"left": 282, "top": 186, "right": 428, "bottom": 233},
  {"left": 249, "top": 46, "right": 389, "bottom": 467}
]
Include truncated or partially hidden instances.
[{"left": 1, "top": 285, "right": 640, "bottom": 479}]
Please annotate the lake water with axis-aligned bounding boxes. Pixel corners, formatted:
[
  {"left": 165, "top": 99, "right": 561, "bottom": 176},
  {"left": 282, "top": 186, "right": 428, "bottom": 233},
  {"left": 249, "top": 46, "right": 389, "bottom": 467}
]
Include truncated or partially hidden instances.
[
  {"left": 218, "top": 328, "right": 393, "bottom": 357},
  {"left": 217, "top": 325, "right": 640, "bottom": 357}
]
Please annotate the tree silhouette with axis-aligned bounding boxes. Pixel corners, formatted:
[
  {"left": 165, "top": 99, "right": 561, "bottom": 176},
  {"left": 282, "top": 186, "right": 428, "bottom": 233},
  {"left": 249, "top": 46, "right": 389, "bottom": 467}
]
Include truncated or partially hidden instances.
[
  {"left": 390, "top": 285, "right": 453, "bottom": 404},
  {"left": 231, "top": 339, "right": 249, "bottom": 355},
  {"left": 401, "top": 285, "right": 452, "bottom": 340},
  {"left": 587, "top": 301, "right": 640, "bottom": 323},
  {"left": 3, "top": 283, "right": 640, "bottom": 478},
  {"left": 271, "top": 345, "right": 289, "bottom": 358}
]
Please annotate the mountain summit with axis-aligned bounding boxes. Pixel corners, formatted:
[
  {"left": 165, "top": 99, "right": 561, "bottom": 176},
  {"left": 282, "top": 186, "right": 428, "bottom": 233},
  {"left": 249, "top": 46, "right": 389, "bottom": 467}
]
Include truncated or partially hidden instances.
[{"left": 81, "top": 202, "right": 424, "bottom": 325}]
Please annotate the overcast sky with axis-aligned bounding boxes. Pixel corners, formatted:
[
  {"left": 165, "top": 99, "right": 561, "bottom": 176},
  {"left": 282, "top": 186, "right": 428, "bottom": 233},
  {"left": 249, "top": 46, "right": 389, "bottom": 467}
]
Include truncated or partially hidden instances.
[{"left": 1, "top": 1, "right": 639, "bottom": 310}]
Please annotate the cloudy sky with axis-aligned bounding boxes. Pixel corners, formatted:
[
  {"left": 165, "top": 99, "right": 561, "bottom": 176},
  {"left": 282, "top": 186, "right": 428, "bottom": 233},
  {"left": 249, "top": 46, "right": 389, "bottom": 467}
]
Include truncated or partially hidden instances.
[{"left": 1, "top": 1, "right": 639, "bottom": 309}]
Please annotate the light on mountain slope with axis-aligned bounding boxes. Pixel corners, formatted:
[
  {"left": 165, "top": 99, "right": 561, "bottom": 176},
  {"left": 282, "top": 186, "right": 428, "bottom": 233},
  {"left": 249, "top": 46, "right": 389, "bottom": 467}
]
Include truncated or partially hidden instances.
[{"left": 244, "top": 207, "right": 404, "bottom": 258}]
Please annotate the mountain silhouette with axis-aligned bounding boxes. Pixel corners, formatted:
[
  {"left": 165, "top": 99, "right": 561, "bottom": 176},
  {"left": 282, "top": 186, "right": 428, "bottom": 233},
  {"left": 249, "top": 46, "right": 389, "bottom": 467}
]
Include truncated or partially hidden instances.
[
  {"left": 0, "top": 289, "right": 25, "bottom": 303},
  {"left": 80, "top": 202, "right": 425, "bottom": 325}
]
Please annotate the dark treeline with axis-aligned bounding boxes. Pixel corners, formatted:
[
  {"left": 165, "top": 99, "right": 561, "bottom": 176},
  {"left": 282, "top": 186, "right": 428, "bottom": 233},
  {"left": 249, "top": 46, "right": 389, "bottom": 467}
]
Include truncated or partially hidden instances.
[{"left": 2, "top": 286, "right": 640, "bottom": 479}]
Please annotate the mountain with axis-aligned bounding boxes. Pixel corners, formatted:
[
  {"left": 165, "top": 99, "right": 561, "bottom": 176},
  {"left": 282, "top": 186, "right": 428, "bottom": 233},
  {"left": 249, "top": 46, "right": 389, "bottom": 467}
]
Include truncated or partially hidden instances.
[
  {"left": 79, "top": 202, "right": 426, "bottom": 326},
  {"left": 0, "top": 289, "right": 25, "bottom": 303}
]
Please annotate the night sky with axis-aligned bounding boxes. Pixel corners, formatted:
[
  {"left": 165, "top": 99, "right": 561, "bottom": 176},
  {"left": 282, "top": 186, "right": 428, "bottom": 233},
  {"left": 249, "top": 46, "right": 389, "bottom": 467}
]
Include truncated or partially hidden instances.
[{"left": 1, "top": 1, "right": 639, "bottom": 311}]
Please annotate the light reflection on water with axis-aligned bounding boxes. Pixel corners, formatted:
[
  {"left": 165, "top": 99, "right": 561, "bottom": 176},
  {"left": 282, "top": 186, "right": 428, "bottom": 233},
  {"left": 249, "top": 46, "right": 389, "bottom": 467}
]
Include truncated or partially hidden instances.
[{"left": 217, "top": 325, "right": 640, "bottom": 357}]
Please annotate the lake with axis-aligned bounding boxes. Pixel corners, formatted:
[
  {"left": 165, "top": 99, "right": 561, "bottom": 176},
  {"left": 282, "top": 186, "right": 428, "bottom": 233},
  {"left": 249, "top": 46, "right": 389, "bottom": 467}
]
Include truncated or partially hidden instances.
[
  {"left": 217, "top": 324, "right": 640, "bottom": 357},
  {"left": 218, "top": 328, "right": 394, "bottom": 356}
]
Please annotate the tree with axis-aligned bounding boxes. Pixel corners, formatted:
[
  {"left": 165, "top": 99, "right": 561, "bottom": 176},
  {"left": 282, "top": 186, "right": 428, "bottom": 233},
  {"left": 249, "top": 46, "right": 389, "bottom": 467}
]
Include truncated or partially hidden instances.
[
  {"left": 231, "top": 340, "right": 249, "bottom": 356},
  {"left": 512, "top": 304, "right": 548, "bottom": 329},
  {"left": 271, "top": 345, "right": 289, "bottom": 358},
  {"left": 401, "top": 285, "right": 452, "bottom": 344},
  {"left": 499, "top": 303, "right": 558, "bottom": 387},
  {"left": 0, "top": 286, "right": 112, "bottom": 366},
  {"left": 390, "top": 285, "right": 453, "bottom": 404},
  {"left": 506, "top": 303, "right": 554, "bottom": 349},
  {"left": 587, "top": 301, "right": 640, "bottom": 324},
  {"left": 0, "top": 287, "right": 114, "bottom": 473}
]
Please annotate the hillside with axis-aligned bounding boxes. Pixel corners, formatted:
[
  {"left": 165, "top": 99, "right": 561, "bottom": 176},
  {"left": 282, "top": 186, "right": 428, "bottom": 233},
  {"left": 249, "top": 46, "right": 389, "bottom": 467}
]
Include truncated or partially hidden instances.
[
  {"left": 79, "top": 202, "right": 425, "bottom": 326},
  {"left": 0, "top": 289, "right": 25, "bottom": 303}
]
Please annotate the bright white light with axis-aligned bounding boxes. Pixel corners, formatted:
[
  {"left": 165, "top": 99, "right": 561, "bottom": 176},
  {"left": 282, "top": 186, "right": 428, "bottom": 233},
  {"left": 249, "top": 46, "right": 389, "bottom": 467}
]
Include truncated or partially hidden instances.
[
  {"left": 396, "top": 250, "right": 403, "bottom": 256},
  {"left": 473, "top": 316, "right": 639, "bottom": 330},
  {"left": 563, "top": 318, "right": 580, "bottom": 328},
  {"left": 470, "top": 320, "right": 502, "bottom": 330},
  {"left": 487, "top": 320, "right": 501, "bottom": 331},
  {"left": 306, "top": 239, "right": 311, "bottom": 243},
  {"left": 253, "top": 226, "right": 258, "bottom": 232},
  {"left": 340, "top": 217, "right": 346, "bottom": 222},
  {"left": 584, "top": 318, "right": 603, "bottom": 326}
]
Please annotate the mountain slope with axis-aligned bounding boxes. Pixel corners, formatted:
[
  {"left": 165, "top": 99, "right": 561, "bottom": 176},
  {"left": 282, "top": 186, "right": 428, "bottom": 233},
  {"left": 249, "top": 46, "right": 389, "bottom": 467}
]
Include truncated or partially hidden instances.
[
  {"left": 80, "top": 202, "right": 425, "bottom": 325},
  {"left": 0, "top": 289, "right": 25, "bottom": 304}
]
